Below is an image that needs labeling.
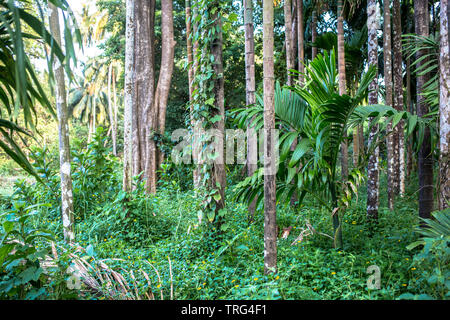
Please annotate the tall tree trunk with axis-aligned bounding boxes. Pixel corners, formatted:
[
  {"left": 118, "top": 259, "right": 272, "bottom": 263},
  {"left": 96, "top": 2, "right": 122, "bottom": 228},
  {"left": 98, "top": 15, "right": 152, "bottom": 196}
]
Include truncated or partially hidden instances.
[
  {"left": 263, "top": 0, "right": 277, "bottom": 275},
  {"left": 337, "top": 0, "right": 348, "bottom": 180},
  {"left": 112, "top": 66, "right": 118, "bottom": 156},
  {"left": 311, "top": 9, "right": 318, "bottom": 59},
  {"left": 297, "top": 0, "right": 304, "bottom": 84},
  {"left": 191, "top": 1, "right": 201, "bottom": 189},
  {"left": 244, "top": 0, "right": 257, "bottom": 221},
  {"left": 384, "top": 0, "right": 395, "bottom": 210},
  {"left": 186, "top": 0, "right": 194, "bottom": 101},
  {"left": 134, "top": 0, "right": 157, "bottom": 194},
  {"left": 406, "top": 56, "right": 413, "bottom": 180},
  {"left": 107, "top": 63, "right": 116, "bottom": 155},
  {"left": 393, "top": 0, "right": 405, "bottom": 197},
  {"left": 210, "top": 1, "right": 226, "bottom": 228},
  {"left": 48, "top": 3, "right": 75, "bottom": 243},
  {"left": 367, "top": 0, "right": 379, "bottom": 221},
  {"left": 284, "top": 0, "right": 294, "bottom": 85},
  {"left": 123, "top": 0, "right": 134, "bottom": 191},
  {"left": 415, "top": 0, "right": 434, "bottom": 220},
  {"left": 154, "top": 0, "right": 176, "bottom": 171},
  {"left": 439, "top": 0, "right": 450, "bottom": 210}
]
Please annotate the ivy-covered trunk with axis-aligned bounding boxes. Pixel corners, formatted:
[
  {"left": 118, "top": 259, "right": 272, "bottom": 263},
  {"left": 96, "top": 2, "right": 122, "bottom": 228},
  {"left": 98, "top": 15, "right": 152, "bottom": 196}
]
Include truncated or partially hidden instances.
[{"left": 48, "top": 3, "right": 75, "bottom": 243}]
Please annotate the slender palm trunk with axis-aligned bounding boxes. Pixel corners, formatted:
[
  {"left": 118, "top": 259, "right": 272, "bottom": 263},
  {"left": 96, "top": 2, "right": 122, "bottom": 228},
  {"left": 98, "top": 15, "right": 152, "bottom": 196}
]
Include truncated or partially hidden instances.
[
  {"left": 337, "top": 0, "right": 348, "bottom": 180},
  {"left": 384, "top": 0, "right": 394, "bottom": 210},
  {"left": 415, "top": 0, "right": 434, "bottom": 220},
  {"left": 192, "top": 1, "right": 201, "bottom": 189},
  {"left": 393, "top": 0, "right": 405, "bottom": 197},
  {"left": 439, "top": 0, "right": 450, "bottom": 210},
  {"left": 284, "top": 0, "right": 294, "bottom": 85},
  {"left": 311, "top": 9, "right": 318, "bottom": 59},
  {"left": 48, "top": 3, "right": 75, "bottom": 243},
  {"left": 367, "top": 0, "right": 379, "bottom": 222},
  {"left": 297, "top": 0, "right": 304, "bottom": 84},
  {"left": 112, "top": 66, "right": 118, "bottom": 156},
  {"left": 263, "top": 0, "right": 277, "bottom": 275},
  {"left": 107, "top": 63, "right": 116, "bottom": 155},
  {"left": 244, "top": 0, "right": 257, "bottom": 221},
  {"left": 123, "top": 0, "right": 134, "bottom": 191},
  {"left": 406, "top": 56, "right": 413, "bottom": 180}
]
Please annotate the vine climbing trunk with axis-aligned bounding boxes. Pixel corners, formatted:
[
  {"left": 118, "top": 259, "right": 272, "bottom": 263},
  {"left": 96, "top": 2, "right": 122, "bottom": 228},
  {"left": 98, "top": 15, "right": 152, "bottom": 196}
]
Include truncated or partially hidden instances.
[
  {"left": 263, "top": 0, "right": 277, "bottom": 275},
  {"left": 48, "top": 3, "right": 75, "bottom": 243}
]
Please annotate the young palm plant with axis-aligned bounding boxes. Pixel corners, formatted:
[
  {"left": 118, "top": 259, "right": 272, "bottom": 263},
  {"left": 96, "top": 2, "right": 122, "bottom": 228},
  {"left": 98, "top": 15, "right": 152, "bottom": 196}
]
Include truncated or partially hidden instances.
[{"left": 232, "top": 49, "right": 423, "bottom": 248}]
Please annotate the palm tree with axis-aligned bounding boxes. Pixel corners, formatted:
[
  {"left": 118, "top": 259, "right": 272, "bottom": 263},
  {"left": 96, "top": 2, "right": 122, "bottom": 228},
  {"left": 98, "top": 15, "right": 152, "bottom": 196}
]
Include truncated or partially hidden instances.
[
  {"left": 233, "top": 50, "right": 422, "bottom": 248},
  {"left": 68, "top": 60, "right": 111, "bottom": 142}
]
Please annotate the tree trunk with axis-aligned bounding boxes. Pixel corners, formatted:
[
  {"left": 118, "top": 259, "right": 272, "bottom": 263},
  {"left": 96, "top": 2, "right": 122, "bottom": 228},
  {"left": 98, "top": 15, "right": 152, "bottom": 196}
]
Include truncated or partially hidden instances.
[
  {"left": 439, "top": 0, "right": 450, "bottom": 210},
  {"left": 284, "top": 0, "right": 294, "bottom": 86},
  {"left": 133, "top": 0, "right": 157, "bottom": 194},
  {"left": 337, "top": 0, "right": 348, "bottom": 180},
  {"left": 384, "top": 0, "right": 394, "bottom": 210},
  {"left": 48, "top": 3, "right": 75, "bottom": 243},
  {"left": 311, "top": 9, "right": 318, "bottom": 59},
  {"left": 406, "top": 56, "right": 413, "bottom": 180},
  {"left": 415, "top": 0, "right": 434, "bottom": 220},
  {"left": 244, "top": 0, "right": 257, "bottom": 221},
  {"left": 112, "top": 66, "right": 118, "bottom": 157},
  {"left": 107, "top": 63, "right": 116, "bottom": 155},
  {"left": 393, "top": 0, "right": 405, "bottom": 197},
  {"left": 367, "top": 0, "right": 379, "bottom": 222},
  {"left": 123, "top": 0, "right": 134, "bottom": 191},
  {"left": 154, "top": 0, "right": 175, "bottom": 171},
  {"left": 297, "top": 0, "right": 304, "bottom": 84},
  {"left": 191, "top": 1, "right": 201, "bottom": 189},
  {"left": 263, "top": 0, "right": 277, "bottom": 275}
]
